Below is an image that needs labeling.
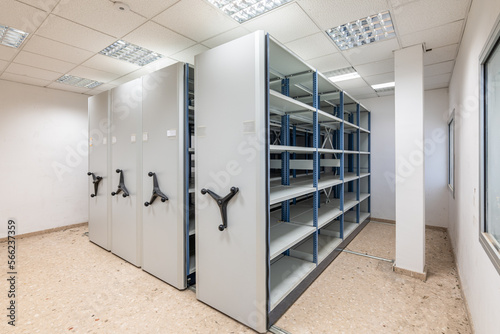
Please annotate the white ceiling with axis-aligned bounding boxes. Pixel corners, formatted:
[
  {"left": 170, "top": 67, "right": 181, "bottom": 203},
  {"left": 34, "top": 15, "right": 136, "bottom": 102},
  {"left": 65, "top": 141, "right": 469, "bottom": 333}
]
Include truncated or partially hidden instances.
[{"left": 0, "top": 0, "right": 472, "bottom": 98}]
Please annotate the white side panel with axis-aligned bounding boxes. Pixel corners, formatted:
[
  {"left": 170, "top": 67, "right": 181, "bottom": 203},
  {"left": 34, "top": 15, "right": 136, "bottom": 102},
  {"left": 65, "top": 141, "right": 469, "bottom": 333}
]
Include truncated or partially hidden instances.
[
  {"left": 195, "top": 31, "right": 268, "bottom": 333},
  {"left": 142, "top": 63, "right": 186, "bottom": 289},
  {"left": 111, "top": 79, "right": 143, "bottom": 266},
  {"left": 88, "top": 91, "right": 111, "bottom": 250}
]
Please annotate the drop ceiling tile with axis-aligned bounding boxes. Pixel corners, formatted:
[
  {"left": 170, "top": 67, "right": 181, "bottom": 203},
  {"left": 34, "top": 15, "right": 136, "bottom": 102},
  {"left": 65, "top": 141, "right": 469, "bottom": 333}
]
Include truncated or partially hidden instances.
[
  {"left": 128, "top": 0, "right": 179, "bottom": 19},
  {"left": 355, "top": 58, "right": 394, "bottom": 77},
  {"left": 36, "top": 15, "right": 116, "bottom": 53},
  {"left": 400, "top": 20, "right": 463, "bottom": 49},
  {"left": 5, "top": 62, "right": 62, "bottom": 81},
  {"left": 0, "top": 46, "right": 19, "bottom": 61},
  {"left": 68, "top": 66, "right": 120, "bottom": 83},
  {"left": 424, "top": 60, "right": 455, "bottom": 77},
  {"left": 47, "top": 82, "right": 90, "bottom": 94},
  {"left": 107, "top": 57, "right": 179, "bottom": 86},
  {"left": 170, "top": 44, "right": 209, "bottom": 65},
  {"left": 13, "top": 51, "right": 76, "bottom": 73},
  {"left": 344, "top": 85, "right": 377, "bottom": 98},
  {"left": 425, "top": 81, "right": 449, "bottom": 90},
  {"left": 201, "top": 27, "right": 251, "bottom": 48},
  {"left": 16, "top": 0, "right": 58, "bottom": 12},
  {"left": 0, "top": 1, "right": 48, "bottom": 33},
  {"left": 356, "top": 93, "right": 379, "bottom": 99},
  {"left": 123, "top": 21, "right": 196, "bottom": 57},
  {"left": 84, "top": 83, "right": 117, "bottom": 95},
  {"left": 377, "top": 90, "right": 395, "bottom": 97},
  {"left": 364, "top": 72, "right": 395, "bottom": 85},
  {"left": 285, "top": 32, "right": 339, "bottom": 61},
  {"left": 53, "top": 0, "right": 147, "bottom": 38},
  {"left": 343, "top": 38, "right": 400, "bottom": 66},
  {"left": 153, "top": 0, "right": 238, "bottom": 42},
  {"left": 243, "top": 3, "right": 320, "bottom": 44},
  {"left": 424, "top": 44, "right": 458, "bottom": 65},
  {"left": 22, "top": 35, "right": 94, "bottom": 64},
  {"left": 0, "top": 59, "right": 8, "bottom": 72},
  {"left": 82, "top": 54, "right": 141, "bottom": 76},
  {"left": 390, "top": 0, "right": 470, "bottom": 35},
  {"left": 307, "top": 53, "right": 351, "bottom": 73},
  {"left": 424, "top": 72, "right": 451, "bottom": 86},
  {"left": 298, "top": 0, "right": 391, "bottom": 30},
  {"left": 1, "top": 72, "right": 51, "bottom": 86},
  {"left": 333, "top": 78, "right": 370, "bottom": 90}
]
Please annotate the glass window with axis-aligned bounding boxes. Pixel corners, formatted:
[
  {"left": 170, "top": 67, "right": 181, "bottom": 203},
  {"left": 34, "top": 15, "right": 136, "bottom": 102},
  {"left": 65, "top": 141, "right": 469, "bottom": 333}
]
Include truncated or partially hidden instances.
[{"left": 484, "top": 37, "right": 500, "bottom": 260}]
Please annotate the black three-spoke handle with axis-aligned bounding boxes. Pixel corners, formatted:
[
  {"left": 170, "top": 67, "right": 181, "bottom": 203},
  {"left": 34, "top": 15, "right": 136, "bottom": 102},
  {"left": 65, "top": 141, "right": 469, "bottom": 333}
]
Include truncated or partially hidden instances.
[
  {"left": 201, "top": 187, "right": 239, "bottom": 231},
  {"left": 144, "top": 172, "right": 168, "bottom": 207},
  {"left": 111, "top": 169, "right": 130, "bottom": 198},
  {"left": 87, "top": 172, "right": 103, "bottom": 198}
]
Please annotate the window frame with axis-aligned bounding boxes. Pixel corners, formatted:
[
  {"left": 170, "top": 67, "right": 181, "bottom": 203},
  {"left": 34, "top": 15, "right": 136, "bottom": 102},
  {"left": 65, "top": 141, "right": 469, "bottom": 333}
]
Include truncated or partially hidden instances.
[
  {"left": 448, "top": 110, "right": 455, "bottom": 197},
  {"left": 479, "top": 14, "right": 500, "bottom": 275}
]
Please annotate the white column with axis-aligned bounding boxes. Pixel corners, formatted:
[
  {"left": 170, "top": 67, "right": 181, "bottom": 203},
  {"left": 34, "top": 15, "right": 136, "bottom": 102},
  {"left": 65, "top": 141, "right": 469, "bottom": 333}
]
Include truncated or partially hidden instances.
[{"left": 394, "top": 44, "right": 426, "bottom": 275}]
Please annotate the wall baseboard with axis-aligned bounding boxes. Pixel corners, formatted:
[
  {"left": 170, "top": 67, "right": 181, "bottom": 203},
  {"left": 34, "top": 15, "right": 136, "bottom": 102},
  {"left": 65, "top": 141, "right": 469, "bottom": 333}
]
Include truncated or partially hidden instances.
[
  {"left": 0, "top": 222, "right": 88, "bottom": 243},
  {"left": 371, "top": 217, "right": 448, "bottom": 231}
]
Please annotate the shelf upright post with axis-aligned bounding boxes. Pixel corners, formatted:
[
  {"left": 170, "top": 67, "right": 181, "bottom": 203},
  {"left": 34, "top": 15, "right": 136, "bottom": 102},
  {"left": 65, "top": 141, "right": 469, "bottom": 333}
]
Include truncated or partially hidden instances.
[
  {"left": 368, "top": 111, "right": 372, "bottom": 214},
  {"left": 312, "top": 71, "right": 319, "bottom": 265},
  {"left": 305, "top": 130, "right": 309, "bottom": 175},
  {"left": 292, "top": 125, "right": 297, "bottom": 204},
  {"left": 281, "top": 114, "right": 290, "bottom": 223},
  {"left": 347, "top": 113, "right": 354, "bottom": 193},
  {"left": 356, "top": 104, "right": 360, "bottom": 224},
  {"left": 339, "top": 91, "right": 345, "bottom": 239}
]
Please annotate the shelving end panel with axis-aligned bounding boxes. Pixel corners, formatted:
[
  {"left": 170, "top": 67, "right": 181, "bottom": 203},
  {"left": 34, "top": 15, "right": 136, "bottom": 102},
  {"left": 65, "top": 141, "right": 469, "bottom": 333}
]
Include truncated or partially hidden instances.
[{"left": 194, "top": 31, "right": 269, "bottom": 333}]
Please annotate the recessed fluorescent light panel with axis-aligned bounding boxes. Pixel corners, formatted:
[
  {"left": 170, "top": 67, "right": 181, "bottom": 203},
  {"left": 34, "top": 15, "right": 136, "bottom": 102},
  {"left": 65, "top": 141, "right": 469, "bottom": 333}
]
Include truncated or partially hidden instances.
[
  {"left": 372, "top": 81, "right": 395, "bottom": 90},
  {"left": 327, "top": 67, "right": 361, "bottom": 82},
  {"left": 206, "top": 0, "right": 293, "bottom": 23},
  {"left": 326, "top": 11, "right": 395, "bottom": 51},
  {"left": 56, "top": 75, "right": 103, "bottom": 89},
  {"left": 0, "top": 24, "right": 29, "bottom": 48},
  {"left": 99, "top": 40, "right": 163, "bottom": 66}
]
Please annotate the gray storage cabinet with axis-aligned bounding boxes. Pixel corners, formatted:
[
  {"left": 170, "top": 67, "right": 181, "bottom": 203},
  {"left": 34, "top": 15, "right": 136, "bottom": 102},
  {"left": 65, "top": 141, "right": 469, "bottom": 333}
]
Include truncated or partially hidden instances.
[
  {"left": 88, "top": 91, "right": 111, "bottom": 250},
  {"left": 110, "top": 78, "right": 143, "bottom": 267},
  {"left": 141, "top": 63, "right": 195, "bottom": 289},
  {"left": 195, "top": 31, "right": 371, "bottom": 333}
]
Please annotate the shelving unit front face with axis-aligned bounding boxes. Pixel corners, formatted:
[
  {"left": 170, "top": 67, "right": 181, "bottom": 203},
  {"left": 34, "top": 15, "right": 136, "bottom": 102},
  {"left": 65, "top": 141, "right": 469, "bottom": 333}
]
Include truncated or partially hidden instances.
[
  {"left": 110, "top": 79, "right": 143, "bottom": 267},
  {"left": 195, "top": 31, "right": 268, "bottom": 333},
  {"left": 88, "top": 91, "right": 111, "bottom": 250},
  {"left": 141, "top": 63, "right": 186, "bottom": 289}
]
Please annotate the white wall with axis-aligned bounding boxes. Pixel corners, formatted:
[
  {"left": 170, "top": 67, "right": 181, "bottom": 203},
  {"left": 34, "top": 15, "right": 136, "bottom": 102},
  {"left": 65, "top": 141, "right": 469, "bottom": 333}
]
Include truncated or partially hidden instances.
[
  {"left": 0, "top": 80, "right": 89, "bottom": 238},
  {"left": 447, "top": 0, "right": 500, "bottom": 332},
  {"left": 360, "top": 88, "right": 449, "bottom": 228}
]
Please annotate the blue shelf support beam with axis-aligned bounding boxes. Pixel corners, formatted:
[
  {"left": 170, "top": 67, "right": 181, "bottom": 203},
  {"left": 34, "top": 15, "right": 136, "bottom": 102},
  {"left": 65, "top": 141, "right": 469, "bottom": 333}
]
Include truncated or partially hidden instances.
[
  {"left": 281, "top": 114, "right": 290, "bottom": 222},
  {"left": 312, "top": 71, "right": 319, "bottom": 265}
]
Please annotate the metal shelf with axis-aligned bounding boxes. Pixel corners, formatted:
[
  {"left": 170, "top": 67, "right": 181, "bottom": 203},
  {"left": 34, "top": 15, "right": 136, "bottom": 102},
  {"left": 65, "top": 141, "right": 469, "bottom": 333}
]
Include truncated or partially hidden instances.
[
  {"left": 270, "top": 222, "right": 316, "bottom": 260},
  {"left": 344, "top": 193, "right": 359, "bottom": 211},
  {"left": 270, "top": 183, "right": 315, "bottom": 205},
  {"left": 270, "top": 256, "right": 316, "bottom": 310},
  {"left": 289, "top": 233, "right": 343, "bottom": 263}
]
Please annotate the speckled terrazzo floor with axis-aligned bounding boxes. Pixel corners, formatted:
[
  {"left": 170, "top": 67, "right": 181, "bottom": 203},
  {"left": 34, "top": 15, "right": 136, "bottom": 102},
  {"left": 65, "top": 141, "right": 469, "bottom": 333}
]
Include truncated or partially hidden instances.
[{"left": 0, "top": 222, "right": 471, "bottom": 333}]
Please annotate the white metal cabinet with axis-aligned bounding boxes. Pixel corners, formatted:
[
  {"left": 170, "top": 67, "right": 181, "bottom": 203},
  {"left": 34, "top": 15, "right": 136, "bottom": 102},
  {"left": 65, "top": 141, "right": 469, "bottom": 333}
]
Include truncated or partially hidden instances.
[
  {"left": 195, "top": 32, "right": 269, "bottom": 333},
  {"left": 88, "top": 91, "right": 111, "bottom": 250},
  {"left": 110, "top": 79, "right": 143, "bottom": 266},
  {"left": 141, "top": 63, "right": 190, "bottom": 289}
]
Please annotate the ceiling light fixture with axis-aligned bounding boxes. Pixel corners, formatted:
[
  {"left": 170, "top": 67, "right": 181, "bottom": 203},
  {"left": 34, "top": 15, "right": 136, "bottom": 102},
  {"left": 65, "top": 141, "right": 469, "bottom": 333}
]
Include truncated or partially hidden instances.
[
  {"left": 0, "top": 24, "right": 29, "bottom": 48},
  {"left": 206, "top": 0, "right": 293, "bottom": 23},
  {"left": 99, "top": 40, "right": 164, "bottom": 66},
  {"left": 326, "top": 10, "right": 395, "bottom": 51},
  {"left": 326, "top": 67, "right": 361, "bottom": 82},
  {"left": 56, "top": 75, "right": 103, "bottom": 89},
  {"left": 372, "top": 81, "right": 395, "bottom": 90}
]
